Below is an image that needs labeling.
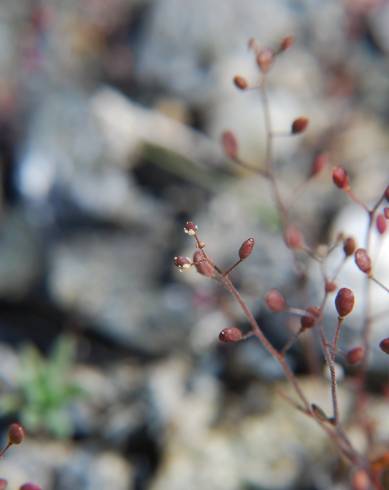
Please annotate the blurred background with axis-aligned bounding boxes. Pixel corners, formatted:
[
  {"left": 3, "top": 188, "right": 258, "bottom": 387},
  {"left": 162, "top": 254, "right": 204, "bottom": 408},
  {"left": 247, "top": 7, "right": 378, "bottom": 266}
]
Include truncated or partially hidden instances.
[{"left": 0, "top": 0, "right": 388, "bottom": 489}]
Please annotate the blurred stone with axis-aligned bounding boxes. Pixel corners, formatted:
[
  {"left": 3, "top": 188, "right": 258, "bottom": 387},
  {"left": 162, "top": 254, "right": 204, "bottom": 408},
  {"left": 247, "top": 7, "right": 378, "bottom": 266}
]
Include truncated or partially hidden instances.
[
  {"left": 135, "top": 0, "right": 297, "bottom": 103},
  {"left": 48, "top": 230, "right": 193, "bottom": 355},
  {"left": 150, "top": 377, "right": 351, "bottom": 490},
  {"left": 0, "top": 208, "right": 43, "bottom": 298}
]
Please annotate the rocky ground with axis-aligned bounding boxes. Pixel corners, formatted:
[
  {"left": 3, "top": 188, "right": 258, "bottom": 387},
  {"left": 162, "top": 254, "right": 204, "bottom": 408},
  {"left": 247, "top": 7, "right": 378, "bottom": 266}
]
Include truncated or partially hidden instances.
[{"left": 0, "top": 0, "right": 388, "bottom": 489}]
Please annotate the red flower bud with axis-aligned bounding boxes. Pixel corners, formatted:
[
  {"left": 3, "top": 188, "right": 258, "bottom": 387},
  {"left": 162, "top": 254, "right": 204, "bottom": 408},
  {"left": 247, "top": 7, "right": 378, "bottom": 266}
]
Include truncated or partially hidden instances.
[
  {"left": 233, "top": 75, "right": 248, "bottom": 90},
  {"left": 310, "top": 153, "right": 328, "bottom": 177},
  {"left": 239, "top": 238, "right": 255, "bottom": 260},
  {"left": 384, "top": 207, "right": 389, "bottom": 219},
  {"left": 379, "top": 338, "right": 389, "bottom": 355},
  {"left": 351, "top": 469, "right": 370, "bottom": 490},
  {"left": 193, "top": 251, "right": 214, "bottom": 278},
  {"left": 279, "top": 36, "right": 294, "bottom": 52},
  {"left": 19, "top": 484, "right": 42, "bottom": 490},
  {"left": 343, "top": 237, "right": 356, "bottom": 256},
  {"left": 354, "top": 248, "right": 372, "bottom": 275},
  {"left": 301, "top": 306, "right": 320, "bottom": 329},
  {"left": 291, "top": 117, "right": 309, "bottom": 134},
  {"left": 332, "top": 166, "right": 350, "bottom": 190},
  {"left": 221, "top": 130, "right": 238, "bottom": 160},
  {"left": 376, "top": 213, "right": 387, "bottom": 235},
  {"left": 173, "top": 256, "right": 192, "bottom": 271},
  {"left": 284, "top": 224, "right": 304, "bottom": 249},
  {"left": 335, "top": 288, "right": 355, "bottom": 318},
  {"left": 184, "top": 221, "right": 198, "bottom": 236},
  {"left": 346, "top": 346, "right": 365, "bottom": 365},
  {"left": 325, "top": 280, "right": 337, "bottom": 293},
  {"left": 0, "top": 479, "right": 8, "bottom": 490},
  {"left": 256, "top": 48, "right": 274, "bottom": 72},
  {"left": 219, "top": 327, "right": 243, "bottom": 343},
  {"left": 8, "top": 423, "right": 24, "bottom": 445},
  {"left": 265, "top": 289, "right": 287, "bottom": 312}
]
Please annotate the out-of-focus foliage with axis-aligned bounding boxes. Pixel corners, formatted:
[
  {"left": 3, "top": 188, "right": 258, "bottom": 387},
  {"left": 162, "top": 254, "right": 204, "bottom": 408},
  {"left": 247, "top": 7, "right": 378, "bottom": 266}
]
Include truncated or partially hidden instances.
[{"left": 0, "top": 336, "right": 84, "bottom": 438}]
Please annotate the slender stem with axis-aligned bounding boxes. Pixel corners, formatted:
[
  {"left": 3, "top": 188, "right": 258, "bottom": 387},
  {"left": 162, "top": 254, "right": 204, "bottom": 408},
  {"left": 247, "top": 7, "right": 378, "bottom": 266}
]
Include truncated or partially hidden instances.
[
  {"left": 0, "top": 443, "right": 11, "bottom": 458},
  {"left": 223, "top": 259, "right": 242, "bottom": 277},
  {"left": 221, "top": 273, "right": 311, "bottom": 410},
  {"left": 371, "top": 276, "right": 389, "bottom": 294},
  {"left": 332, "top": 317, "right": 344, "bottom": 360}
]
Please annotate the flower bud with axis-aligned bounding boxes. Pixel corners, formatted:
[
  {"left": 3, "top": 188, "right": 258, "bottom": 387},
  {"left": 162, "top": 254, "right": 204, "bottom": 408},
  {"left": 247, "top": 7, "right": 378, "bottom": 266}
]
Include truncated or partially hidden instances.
[
  {"left": 335, "top": 288, "right": 355, "bottom": 318},
  {"left": 19, "top": 484, "right": 42, "bottom": 490},
  {"left": 279, "top": 36, "right": 294, "bottom": 52},
  {"left": 343, "top": 237, "right": 356, "bottom": 256},
  {"left": 239, "top": 238, "right": 255, "bottom": 260},
  {"left": 379, "top": 338, "right": 389, "bottom": 355},
  {"left": 351, "top": 470, "right": 370, "bottom": 490},
  {"left": 184, "top": 221, "right": 198, "bottom": 236},
  {"left": 300, "top": 306, "right": 320, "bottom": 329},
  {"left": 0, "top": 479, "right": 7, "bottom": 490},
  {"left": 346, "top": 346, "right": 365, "bottom": 365},
  {"left": 310, "top": 153, "right": 328, "bottom": 177},
  {"left": 265, "top": 289, "right": 287, "bottom": 312},
  {"left": 284, "top": 224, "right": 304, "bottom": 249},
  {"left": 193, "top": 251, "right": 214, "bottom": 278},
  {"left": 325, "top": 280, "right": 337, "bottom": 293},
  {"left": 384, "top": 207, "right": 389, "bottom": 219},
  {"left": 8, "top": 423, "right": 24, "bottom": 445},
  {"left": 385, "top": 185, "right": 389, "bottom": 202},
  {"left": 219, "top": 327, "right": 243, "bottom": 343},
  {"left": 256, "top": 48, "right": 274, "bottom": 72},
  {"left": 332, "top": 166, "right": 350, "bottom": 190},
  {"left": 233, "top": 75, "right": 248, "bottom": 90},
  {"left": 354, "top": 248, "right": 372, "bottom": 275},
  {"left": 376, "top": 213, "right": 387, "bottom": 235},
  {"left": 221, "top": 130, "right": 238, "bottom": 160},
  {"left": 173, "top": 256, "right": 192, "bottom": 271},
  {"left": 291, "top": 117, "right": 309, "bottom": 134}
]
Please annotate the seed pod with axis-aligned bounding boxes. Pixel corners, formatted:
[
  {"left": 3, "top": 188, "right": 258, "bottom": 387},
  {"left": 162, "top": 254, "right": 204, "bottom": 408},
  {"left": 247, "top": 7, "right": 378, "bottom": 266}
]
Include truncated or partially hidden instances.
[
  {"left": 325, "top": 280, "right": 337, "bottom": 293},
  {"left": 0, "top": 479, "right": 7, "bottom": 490},
  {"left": 346, "top": 346, "right": 365, "bottom": 365},
  {"left": 354, "top": 248, "right": 372, "bottom": 275},
  {"left": 265, "top": 289, "right": 287, "bottom": 312},
  {"left": 219, "top": 327, "right": 243, "bottom": 343},
  {"left": 221, "top": 130, "right": 238, "bottom": 160},
  {"left": 310, "top": 153, "right": 328, "bottom": 177},
  {"left": 379, "top": 338, "right": 389, "bottom": 355},
  {"left": 335, "top": 288, "right": 355, "bottom": 318},
  {"left": 343, "top": 237, "right": 356, "bottom": 256},
  {"left": 384, "top": 207, "right": 389, "bottom": 219},
  {"left": 193, "top": 251, "right": 214, "bottom": 278},
  {"left": 279, "top": 36, "right": 294, "bottom": 52},
  {"left": 173, "top": 256, "right": 192, "bottom": 271},
  {"left": 256, "top": 48, "right": 273, "bottom": 72},
  {"left": 19, "top": 484, "right": 42, "bottom": 490},
  {"left": 291, "top": 117, "right": 309, "bottom": 134},
  {"left": 332, "top": 166, "right": 350, "bottom": 190},
  {"left": 284, "top": 224, "right": 304, "bottom": 249},
  {"left": 239, "top": 238, "right": 255, "bottom": 260},
  {"left": 233, "top": 75, "right": 248, "bottom": 90},
  {"left": 184, "top": 221, "right": 198, "bottom": 236},
  {"left": 8, "top": 423, "right": 24, "bottom": 445},
  {"left": 376, "top": 214, "right": 387, "bottom": 235},
  {"left": 300, "top": 306, "right": 320, "bottom": 329}
]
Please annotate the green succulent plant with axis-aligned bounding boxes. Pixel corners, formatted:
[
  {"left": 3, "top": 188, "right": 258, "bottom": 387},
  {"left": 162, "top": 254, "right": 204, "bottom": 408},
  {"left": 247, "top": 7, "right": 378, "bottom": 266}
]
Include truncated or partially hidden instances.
[{"left": 0, "top": 335, "right": 84, "bottom": 438}]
